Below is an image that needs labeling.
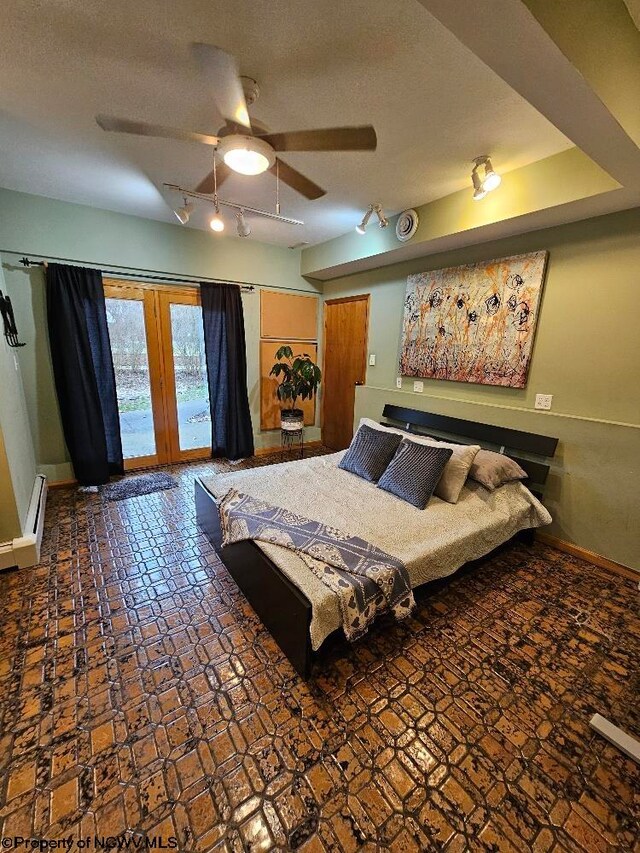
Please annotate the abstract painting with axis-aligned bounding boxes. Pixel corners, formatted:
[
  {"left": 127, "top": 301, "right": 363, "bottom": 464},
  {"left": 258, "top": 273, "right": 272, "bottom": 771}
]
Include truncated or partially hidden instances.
[{"left": 399, "top": 251, "right": 548, "bottom": 387}]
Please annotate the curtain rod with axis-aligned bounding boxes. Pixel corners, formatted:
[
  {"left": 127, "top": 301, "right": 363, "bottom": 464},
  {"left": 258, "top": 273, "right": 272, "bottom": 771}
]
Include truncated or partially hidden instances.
[
  {"left": 9, "top": 253, "right": 317, "bottom": 296},
  {"left": 6, "top": 252, "right": 319, "bottom": 295},
  {"left": 17, "top": 256, "right": 257, "bottom": 292}
]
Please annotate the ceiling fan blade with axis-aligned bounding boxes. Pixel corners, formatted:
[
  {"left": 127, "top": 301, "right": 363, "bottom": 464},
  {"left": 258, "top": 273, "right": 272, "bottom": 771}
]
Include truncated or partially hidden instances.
[
  {"left": 258, "top": 125, "right": 377, "bottom": 152},
  {"left": 192, "top": 43, "right": 252, "bottom": 130},
  {"left": 194, "top": 162, "right": 232, "bottom": 194},
  {"left": 270, "top": 158, "right": 326, "bottom": 200},
  {"left": 96, "top": 115, "right": 219, "bottom": 146}
]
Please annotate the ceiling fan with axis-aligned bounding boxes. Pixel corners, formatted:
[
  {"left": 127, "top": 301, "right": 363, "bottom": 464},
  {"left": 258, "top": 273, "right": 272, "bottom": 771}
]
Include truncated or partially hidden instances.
[{"left": 96, "top": 43, "right": 377, "bottom": 201}]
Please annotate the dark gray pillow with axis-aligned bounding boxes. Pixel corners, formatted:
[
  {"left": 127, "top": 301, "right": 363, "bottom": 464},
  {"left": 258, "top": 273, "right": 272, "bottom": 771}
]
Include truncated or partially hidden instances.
[
  {"left": 339, "top": 424, "right": 402, "bottom": 482},
  {"left": 378, "top": 439, "right": 453, "bottom": 508}
]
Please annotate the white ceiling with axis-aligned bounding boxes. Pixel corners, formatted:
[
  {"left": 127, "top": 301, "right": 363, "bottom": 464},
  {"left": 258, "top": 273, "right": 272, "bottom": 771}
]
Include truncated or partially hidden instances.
[{"left": 0, "top": 0, "right": 572, "bottom": 247}]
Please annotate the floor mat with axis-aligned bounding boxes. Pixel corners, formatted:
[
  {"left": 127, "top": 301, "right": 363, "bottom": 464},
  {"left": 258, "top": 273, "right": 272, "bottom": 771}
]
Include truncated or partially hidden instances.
[{"left": 101, "top": 471, "right": 178, "bottom": 501}]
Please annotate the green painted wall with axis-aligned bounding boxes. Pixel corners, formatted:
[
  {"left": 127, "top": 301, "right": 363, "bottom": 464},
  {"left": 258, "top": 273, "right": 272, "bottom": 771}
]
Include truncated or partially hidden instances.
[
  {"left": 0, "top": 189, "right": 322, "bottom": 480},
  {"left": 323, "top": 209, "right": 640, "bottom": 569},
  {"left": 0, "top": 264, "right": 36, "bottom": 541}
]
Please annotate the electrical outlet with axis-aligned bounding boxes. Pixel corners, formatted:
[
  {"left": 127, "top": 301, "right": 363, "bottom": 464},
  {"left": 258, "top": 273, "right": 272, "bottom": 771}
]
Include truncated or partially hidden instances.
[
  {"left": 535, "top": 393, "right": 553, "bottom": 410},
  {"left": 413, "top": 381, "right": 424, "bottom": 393},
  {"left": 396, "top": 377, "right": 402, "bottom": 389},
  {"left": 368, "top": 353, "right": 376, "bottom": 366}
]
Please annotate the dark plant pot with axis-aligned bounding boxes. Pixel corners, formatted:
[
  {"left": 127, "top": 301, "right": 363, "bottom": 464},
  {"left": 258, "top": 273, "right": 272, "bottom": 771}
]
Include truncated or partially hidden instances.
[{"left": 281, "top": 408, "right": 304, "bottom": 431}]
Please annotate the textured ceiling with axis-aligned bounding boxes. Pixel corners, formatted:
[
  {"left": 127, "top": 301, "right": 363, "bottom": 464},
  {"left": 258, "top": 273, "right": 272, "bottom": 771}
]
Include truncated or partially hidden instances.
[{"left": 0, "top": 0, "right": 572, "bottom": 246}]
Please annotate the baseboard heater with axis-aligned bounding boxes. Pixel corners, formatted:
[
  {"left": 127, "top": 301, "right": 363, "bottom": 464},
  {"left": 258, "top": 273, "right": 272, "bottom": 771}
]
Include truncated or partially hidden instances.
[{"left": 0, "top": 474, "right": 47, "bottom": 571}]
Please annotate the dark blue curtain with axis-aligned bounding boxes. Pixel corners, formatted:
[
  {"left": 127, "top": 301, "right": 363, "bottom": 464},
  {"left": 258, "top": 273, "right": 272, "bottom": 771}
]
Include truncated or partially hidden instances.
[
  {"left": 201, "top": 282, "right": 254, "bottom": 460},
  {"left": 46, "top": 263, "right": 123, "bottom": 484}
]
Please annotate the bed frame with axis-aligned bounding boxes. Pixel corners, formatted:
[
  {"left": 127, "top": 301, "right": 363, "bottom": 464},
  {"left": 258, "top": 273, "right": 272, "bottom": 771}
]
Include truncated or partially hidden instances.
[{"left": 195, "top": 405, "right": 558, "bottom": 678}]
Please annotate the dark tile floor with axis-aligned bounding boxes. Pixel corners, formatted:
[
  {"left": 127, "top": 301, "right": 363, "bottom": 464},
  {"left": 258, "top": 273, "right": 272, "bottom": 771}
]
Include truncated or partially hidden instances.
[{"left": 0, "top": 452, "right": 638, "bottom": 852}]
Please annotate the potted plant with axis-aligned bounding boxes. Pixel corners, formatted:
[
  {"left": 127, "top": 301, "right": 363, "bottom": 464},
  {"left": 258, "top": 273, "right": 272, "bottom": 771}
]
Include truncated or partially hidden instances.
[{"left": 269, "top": 345, "right": 322, "bottom": 431}]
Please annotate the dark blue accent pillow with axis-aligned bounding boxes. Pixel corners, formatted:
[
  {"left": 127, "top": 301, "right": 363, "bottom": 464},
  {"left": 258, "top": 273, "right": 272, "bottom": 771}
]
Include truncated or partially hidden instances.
[
  {"left": 378, "top": 439, "right": 453, "bottom": 508},
  {"left": 339, "top": 424, "right": 402, "bottom": 483}
]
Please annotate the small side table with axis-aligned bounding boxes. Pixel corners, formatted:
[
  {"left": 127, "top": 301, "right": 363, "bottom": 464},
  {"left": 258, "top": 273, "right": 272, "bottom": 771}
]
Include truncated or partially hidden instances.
[{"left": 281, "top": 427, "right": 304, "bottom": 460}]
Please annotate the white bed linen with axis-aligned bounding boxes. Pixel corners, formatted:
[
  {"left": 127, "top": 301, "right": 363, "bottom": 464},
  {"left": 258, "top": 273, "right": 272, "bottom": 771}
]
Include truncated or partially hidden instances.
[{"left": 201, "top": 451, "right": 551, "bottom": 649}]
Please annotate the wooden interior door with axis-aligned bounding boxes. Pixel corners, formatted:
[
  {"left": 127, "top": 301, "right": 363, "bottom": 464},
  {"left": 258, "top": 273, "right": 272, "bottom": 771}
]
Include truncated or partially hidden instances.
[{"left": 322, "top": 295, "right": 369, "bottom": 450}]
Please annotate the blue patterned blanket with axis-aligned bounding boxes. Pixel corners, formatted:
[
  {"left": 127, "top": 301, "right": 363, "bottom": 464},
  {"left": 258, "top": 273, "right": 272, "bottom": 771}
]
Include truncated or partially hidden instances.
[{"left": 218, "top": 489, "right": 415, "bottom": 642}]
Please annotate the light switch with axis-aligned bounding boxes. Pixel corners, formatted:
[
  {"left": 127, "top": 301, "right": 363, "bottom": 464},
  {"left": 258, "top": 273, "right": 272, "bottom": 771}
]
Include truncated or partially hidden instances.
[
  {"left": 396, "top": 377, "right": 402, "bottom": 389},
  {"left": 368, "top": 353, "right": 376, "bottom": 366},
  {"left": 413, "top": 381, "right": 424, "bottom": 392},
  {"left": 535, "top": 394, "right": 553, "bottom": 410}
]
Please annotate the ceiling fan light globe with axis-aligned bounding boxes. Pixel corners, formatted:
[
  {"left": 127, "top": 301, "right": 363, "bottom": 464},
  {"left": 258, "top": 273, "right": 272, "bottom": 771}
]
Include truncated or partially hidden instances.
[
  {"left": 224, "top": 148, "right": 270, "bottom": 175},
  {"left": 218, "top": 134, "right": 275, "bottom": 175}
]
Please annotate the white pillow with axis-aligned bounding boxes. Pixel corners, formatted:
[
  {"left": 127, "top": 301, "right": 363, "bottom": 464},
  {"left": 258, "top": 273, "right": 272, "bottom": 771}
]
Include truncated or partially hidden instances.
[{"left": 359, "top": 417, "right": 480, "bottom": 503}]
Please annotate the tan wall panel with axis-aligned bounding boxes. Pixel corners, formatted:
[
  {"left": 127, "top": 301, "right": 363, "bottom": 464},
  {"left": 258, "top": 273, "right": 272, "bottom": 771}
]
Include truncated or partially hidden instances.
[
  {"left": 261, "top": 291, "right": 318, "bottom": 340},
  {"left": 260, "top": 341, "right": 317, "bottom": 431}
]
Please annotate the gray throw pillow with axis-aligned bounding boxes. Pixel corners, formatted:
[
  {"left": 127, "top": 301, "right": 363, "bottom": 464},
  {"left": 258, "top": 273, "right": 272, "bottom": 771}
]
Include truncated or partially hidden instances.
[
  {"left": 469, "top": 449, "right": 528, "bottom": 491},
  {"left": 339, "top": 424, "right": 402, "bottom": 482},
  {"left": 378, "top": 439, "right": 453, "bottom": 509}
]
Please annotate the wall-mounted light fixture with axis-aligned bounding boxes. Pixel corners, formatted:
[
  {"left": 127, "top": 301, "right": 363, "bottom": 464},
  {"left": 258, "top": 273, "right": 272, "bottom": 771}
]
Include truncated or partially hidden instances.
[
  {"left": 471, "top": 156, "right": 501, "bottom": 200},
  {"left": 356, "top": 203, "right": 388, "bottom": 234}
]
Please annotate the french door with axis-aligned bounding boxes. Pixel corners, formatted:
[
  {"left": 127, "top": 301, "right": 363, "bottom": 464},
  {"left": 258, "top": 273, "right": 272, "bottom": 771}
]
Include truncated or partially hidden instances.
[{"left": 104, "top": 280, "right": 211, "bottom": 469}]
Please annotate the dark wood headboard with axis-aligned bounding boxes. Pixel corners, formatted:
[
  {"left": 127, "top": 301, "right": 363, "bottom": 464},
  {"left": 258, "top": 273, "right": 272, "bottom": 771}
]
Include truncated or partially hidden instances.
[{"left": 381, "top": 404, "right": 558, "bottom": 498}]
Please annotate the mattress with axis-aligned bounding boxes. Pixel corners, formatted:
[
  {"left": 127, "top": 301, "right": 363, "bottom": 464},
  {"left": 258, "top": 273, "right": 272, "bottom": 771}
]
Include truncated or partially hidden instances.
[{"left": 201, "top": 451, "right": 551, "bottom": 650}]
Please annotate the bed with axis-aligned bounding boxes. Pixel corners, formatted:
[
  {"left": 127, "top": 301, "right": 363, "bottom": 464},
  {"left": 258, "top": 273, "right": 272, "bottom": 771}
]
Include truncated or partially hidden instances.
[{"left": 195, "top": 405, "right": 558, "bottom": 677}]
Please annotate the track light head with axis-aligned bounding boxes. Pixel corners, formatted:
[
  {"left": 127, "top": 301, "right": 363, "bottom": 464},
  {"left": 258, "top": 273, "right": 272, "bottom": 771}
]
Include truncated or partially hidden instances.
[
  {"left": 173, "top": 197, "right": 194, "bottom": 224},
  {"left": 482, "top": 157, "right": 501, "bottom": 192},
  {"left": 375, "top": 205, "right": 389, "bottom": 228},
  {"left": 355, "top": 205, "right": 373, "bottom": 234},
  {"left": 471, "top": 168, "right": 487, "bottom": 201},
  {"left": 209, "top": 199, "right": 225, "bottom": 233},
  {"left": 236, "top": 209, "right": 251, "bottom": 238},
  {"left": 356, "top": 204, "right": 388, "bottom": 234},
  {"left": 471, "top": 156, "right": 501, "bottom": 199}
]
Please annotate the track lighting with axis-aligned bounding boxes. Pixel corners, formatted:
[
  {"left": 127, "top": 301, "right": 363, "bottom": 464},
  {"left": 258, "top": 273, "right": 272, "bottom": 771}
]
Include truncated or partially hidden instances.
[
  {"left": 471, "top": 169, "right": 487, "bottom": 201},
  {"left": 209, "top": 200, "right": 224, "bottom": 232},
  {"left": 471, "top": 156, "right": 501, "bottom": 199},
  {"left": 375, "top": 206, "right": 389, "bottom": 229},
  {"left": 356, "top": 203, "right": 387, "bottom": 234},
  {"left": 356, "top": 206, "right": 373, "bottom": 234},
  {"left": 236, "top": 209, "right": 251, "bottom": 238},
  {"left": 173, "top": 197, "right": 194, "bottom": 224}
]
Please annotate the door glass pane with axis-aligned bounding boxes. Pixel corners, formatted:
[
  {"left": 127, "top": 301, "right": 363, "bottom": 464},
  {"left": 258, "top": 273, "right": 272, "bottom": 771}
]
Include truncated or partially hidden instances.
[
  {"left": 170, "top": 303, "right": 211, "bottom": 451},
  {"left": 105, "top": 297, "right": 156, "bottom": 459}
]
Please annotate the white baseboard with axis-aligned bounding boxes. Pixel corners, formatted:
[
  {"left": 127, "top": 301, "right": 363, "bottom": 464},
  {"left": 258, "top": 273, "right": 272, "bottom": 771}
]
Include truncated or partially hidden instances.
[{"left": 0, "top": 474, "right": 47, "bottom": 571}]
